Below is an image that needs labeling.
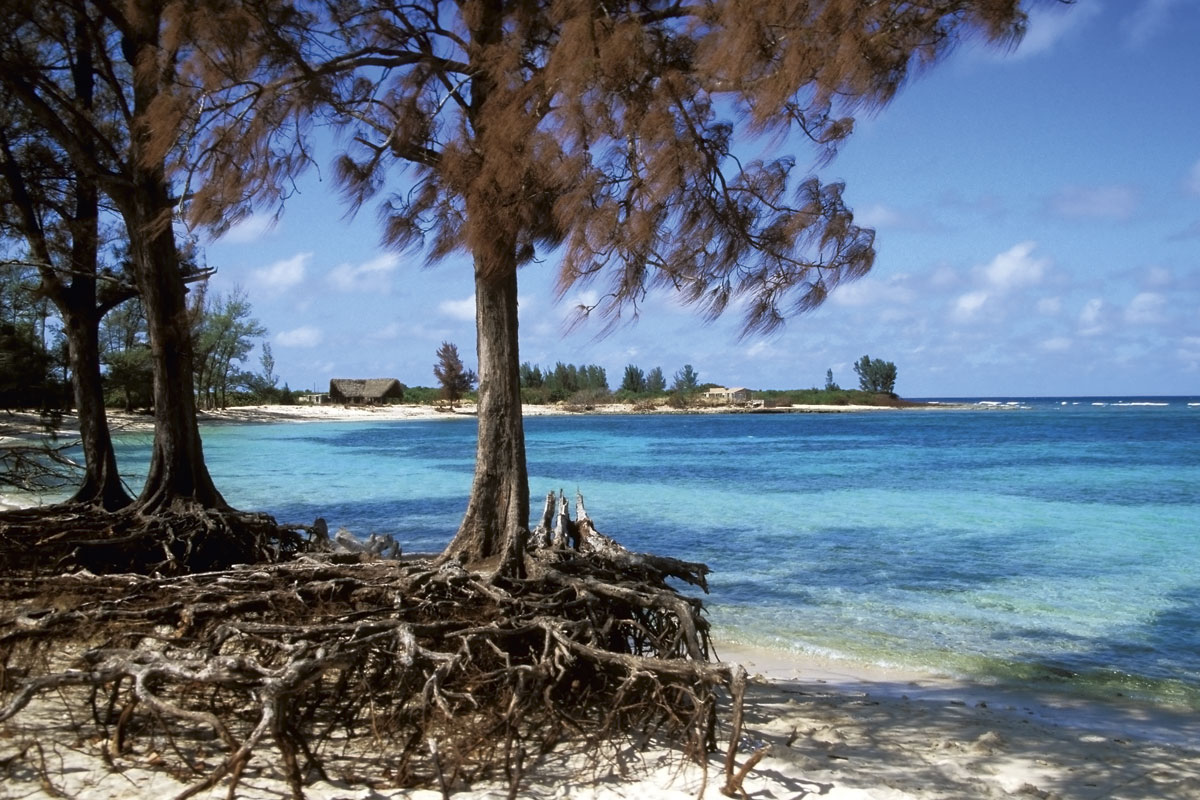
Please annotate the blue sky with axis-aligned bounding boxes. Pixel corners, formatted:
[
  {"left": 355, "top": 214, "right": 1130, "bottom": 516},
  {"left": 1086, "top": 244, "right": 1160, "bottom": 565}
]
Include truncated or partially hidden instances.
[{"left": 202, "top": 0, "right": 1200, "bottom": 399}]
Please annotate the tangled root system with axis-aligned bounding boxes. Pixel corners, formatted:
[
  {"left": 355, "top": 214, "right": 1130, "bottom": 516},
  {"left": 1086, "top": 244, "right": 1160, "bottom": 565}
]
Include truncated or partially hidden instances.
[{"left": 0, "top": 493, "right": 749, "bottom": 799}]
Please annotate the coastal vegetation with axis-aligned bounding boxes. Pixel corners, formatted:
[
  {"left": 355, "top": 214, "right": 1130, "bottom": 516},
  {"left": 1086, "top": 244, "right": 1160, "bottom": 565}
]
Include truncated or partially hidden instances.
[
  {"left": 433, "top": 341, "right": 478, "bottom": 408},
  {"left": 1, "top": 1, "right": 1033, "bottom": 797},
  {"left": 854, "top": 355, "right": 899, "bottom": 395}
]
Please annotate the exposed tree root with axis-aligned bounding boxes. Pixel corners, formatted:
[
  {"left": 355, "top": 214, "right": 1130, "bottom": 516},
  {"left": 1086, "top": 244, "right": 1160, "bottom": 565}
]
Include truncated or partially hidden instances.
[
  {"left": 0, "top": 503, "right": 307, "bottom": 576},
  {"left": 0, "top": 493, "right": 747, "bottom": 798}
]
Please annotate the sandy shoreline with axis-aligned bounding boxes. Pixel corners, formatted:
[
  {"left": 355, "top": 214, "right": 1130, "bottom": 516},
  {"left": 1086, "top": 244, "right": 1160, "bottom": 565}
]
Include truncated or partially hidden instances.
[
  {"left": 1, "top": 399, "right": 937, "bottom": 443},
  {"left": 3, "top": 393, "right": 972, "bottom": 436}
]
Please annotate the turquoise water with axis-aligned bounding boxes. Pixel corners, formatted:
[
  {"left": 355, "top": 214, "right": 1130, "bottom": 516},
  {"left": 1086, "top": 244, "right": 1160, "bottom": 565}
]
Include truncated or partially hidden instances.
[{"left": 108, "top": 398, "right": 1200, "bottom": 709}]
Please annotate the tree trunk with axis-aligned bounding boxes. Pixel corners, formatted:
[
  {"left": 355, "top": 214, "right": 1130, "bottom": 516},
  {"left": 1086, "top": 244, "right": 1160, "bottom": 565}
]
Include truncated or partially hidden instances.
[
  {"left": 127, "top": 195, "right": 226, "bottom": 513},
  {"left": 64, "top": 301, "right": 130, "bottom": 510},
  {"left": 441, "top": 264, "right": 529, "bottom": 564},
  {"left": 119, "top": 4, "right": 225, "bottom": 514},
  {"left": 64, "top": 105, "right": 131, "bottom": 510}
]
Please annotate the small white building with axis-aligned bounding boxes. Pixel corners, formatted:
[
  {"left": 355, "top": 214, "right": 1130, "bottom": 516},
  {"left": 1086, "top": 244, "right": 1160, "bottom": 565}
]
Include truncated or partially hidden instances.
[{"left": 704, "top": 386, "right": 751, "bottom": 403}]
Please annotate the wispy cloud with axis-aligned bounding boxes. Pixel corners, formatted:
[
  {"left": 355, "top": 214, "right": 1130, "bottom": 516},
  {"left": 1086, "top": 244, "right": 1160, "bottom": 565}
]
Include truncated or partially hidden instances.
[
  {"left": 1125, "top": 292, "right": 1167, "bottom": 324},
  {"left": 1047, "top": 184, "right": 1139, "bottom": 221},
  {"left": 1037, "top": 297, "right": 1062, "bottom": 315},
  {"left": 367, "top": 322, "right": 403, "bottom": 340},
  {"left": 276, "top": 326, "right": 323, "bottom": 348},
  {"left": 217, "top": 214, "right": 277, "bottom": 244},
  {"left": 1169, "top": 219, "right": 1200, "bottom": 241},
  {"left": 328, "top": 253, "right": 400, "bottom": 292},
  {"left": 251, "top": 252, "right": 310, "bottom": 292},
  {"left": 854, "top": 203, "right": 928, "bottom": 230},
  {"left": 1009, "top": 1, "right": 1100, "bottom": 60},
  {"left": 1078, "top": 298, "right": 1107, "bottom": 336},
  {"left": 1186, "top": 158, "right": 1200, "bottom": 195},
  {"left": 1040, "top": 336, "right": 1073, "bottom": 353}
]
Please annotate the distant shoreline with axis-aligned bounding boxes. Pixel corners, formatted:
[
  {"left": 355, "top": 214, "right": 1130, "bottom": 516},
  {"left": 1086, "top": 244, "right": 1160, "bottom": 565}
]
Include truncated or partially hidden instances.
[{"left": 1, "top": 400, "right": 952, "bottom": 442}]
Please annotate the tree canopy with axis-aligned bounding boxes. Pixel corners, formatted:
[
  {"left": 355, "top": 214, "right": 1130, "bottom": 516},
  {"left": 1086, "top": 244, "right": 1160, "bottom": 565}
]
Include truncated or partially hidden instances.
[
  {"left": 854, "top": 354, "right": 898, "bottom": 394},
  {"left": 281, "top": 0, "right": 1027, "bottom": 559},
  {"left": 434, "top": 340, "right": 477, "bottom": 407}
]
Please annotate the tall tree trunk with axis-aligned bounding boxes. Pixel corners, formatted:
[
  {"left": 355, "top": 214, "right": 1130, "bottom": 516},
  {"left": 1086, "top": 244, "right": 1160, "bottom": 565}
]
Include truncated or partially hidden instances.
[
  {"left": 120, "top": 1, "right": 225, "bottom": 514},
  {"left": 127, "top": 194, "right": 226, "bottom": 513},
  {"left": 64, "top": 84, "right": 131, "bottom": 510},
  {"left": 64, "top": 303, "right": 130, "bottom": 509},
  {"left": 440, "top": 0, "right": 530, "bottom": 564},
  {"left": 442, "top": 263, "right": 529, "bottom": 563}
]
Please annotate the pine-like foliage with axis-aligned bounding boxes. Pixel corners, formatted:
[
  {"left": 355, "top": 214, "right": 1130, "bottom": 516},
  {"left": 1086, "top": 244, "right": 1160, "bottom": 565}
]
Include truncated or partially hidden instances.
[
  {"left": 257, "top": 0, "right": 1032, "bottom": 333},
  {"left": 433, "top": 340, "right": 477, "bottom": 405}
]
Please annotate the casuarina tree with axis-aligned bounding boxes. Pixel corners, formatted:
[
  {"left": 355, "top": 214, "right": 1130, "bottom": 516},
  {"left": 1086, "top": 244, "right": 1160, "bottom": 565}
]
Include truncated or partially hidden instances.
[
  {"left": 297, "top": 0, "right": 1033, "bottom": 565},
  {"left": 0, "top": 1, "right": 225, "bottom": 512},
  {"left": 144, "top": 0, "right": 1034, "bottom": 564},
  {"left": 434, "top": 341, "right": 478, "bottom": 408},
  {"left": 0, "top": 20, "right": 137, "bottom": 509}
]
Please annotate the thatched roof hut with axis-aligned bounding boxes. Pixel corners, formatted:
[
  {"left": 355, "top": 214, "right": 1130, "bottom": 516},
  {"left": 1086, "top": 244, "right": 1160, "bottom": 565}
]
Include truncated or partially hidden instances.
[{"left": 328, "top": 378, "right": 405, "bottom": 405}]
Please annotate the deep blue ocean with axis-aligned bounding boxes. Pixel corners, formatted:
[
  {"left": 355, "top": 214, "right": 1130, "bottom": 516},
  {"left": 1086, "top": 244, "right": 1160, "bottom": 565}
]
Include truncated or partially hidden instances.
[{"left": 105, "top": 397, "right": 1200, "bottom": 709}]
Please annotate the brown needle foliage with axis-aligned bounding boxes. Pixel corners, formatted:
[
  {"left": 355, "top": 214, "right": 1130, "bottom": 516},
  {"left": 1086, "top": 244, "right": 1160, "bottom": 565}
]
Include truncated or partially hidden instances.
[{"left": 187, "top": 0, "right": 1035, "bottom": 560}]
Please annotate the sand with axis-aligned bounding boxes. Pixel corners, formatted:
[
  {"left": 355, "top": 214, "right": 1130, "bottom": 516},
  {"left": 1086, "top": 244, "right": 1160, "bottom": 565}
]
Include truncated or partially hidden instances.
[{"left": 2, "top": 642, "right": 1198, "bottom": 799}]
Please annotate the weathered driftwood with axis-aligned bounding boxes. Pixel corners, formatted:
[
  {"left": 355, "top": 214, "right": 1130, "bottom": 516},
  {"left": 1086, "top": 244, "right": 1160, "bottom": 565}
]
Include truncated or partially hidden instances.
[{"left": 0, "top": 492, "right": 748, "bottom": 799}]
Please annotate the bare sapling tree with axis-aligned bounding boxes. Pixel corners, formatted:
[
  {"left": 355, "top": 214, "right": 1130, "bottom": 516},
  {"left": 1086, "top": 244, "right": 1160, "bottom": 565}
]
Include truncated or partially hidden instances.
[{"left": 297, "top": 0, "right": 1032, "bottom": 566}]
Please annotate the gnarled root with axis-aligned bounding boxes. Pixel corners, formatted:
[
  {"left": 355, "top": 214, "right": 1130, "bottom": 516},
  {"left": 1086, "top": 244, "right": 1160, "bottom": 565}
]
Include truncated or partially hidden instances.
[
  {"left": 0, "top": 494, "right": 746, "bottom": 798},
  {"left": 0, "top": 503, "right": 306, "bottom": 575}
]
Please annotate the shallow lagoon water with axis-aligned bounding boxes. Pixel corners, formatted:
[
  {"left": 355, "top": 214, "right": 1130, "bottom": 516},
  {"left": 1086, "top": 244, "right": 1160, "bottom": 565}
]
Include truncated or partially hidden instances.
[{"left": 110, "top": 398, "right": 1200, "bottom": 708}]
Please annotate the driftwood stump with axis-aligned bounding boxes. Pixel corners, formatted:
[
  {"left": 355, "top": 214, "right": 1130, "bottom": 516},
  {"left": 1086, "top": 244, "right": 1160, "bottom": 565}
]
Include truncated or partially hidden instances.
[{"left": 0, "top": 492, "right": 749, "bottom": 799}]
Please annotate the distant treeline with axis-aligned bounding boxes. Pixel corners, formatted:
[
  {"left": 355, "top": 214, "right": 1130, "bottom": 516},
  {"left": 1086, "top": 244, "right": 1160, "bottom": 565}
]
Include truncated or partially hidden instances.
[{"left": 519, "top": 362, "right": 610, "bottom": 405}]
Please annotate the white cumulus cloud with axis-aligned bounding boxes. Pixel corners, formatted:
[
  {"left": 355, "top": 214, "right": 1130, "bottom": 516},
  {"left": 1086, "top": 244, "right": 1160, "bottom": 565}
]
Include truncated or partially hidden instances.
[
  {"left": 439, "top": 295, "right": 476, "bottom": 321},
  {"left": 276, "top": 326, "right": 323, "bottom": 348},
  {"left": 328, "top": 253, "right": 401, "bottom": 292},
  {"left": 1125, "top": 292, "right": 1167, "bottom": 324},
  {"left": 252, "top": 252, "right": 310, "bottom": 292},
  {"left": 953, "top": 290, "right": 989, "bottom": 321},
  {"left": 984, "top": 241, "right": 1048, "bottom": 289}
]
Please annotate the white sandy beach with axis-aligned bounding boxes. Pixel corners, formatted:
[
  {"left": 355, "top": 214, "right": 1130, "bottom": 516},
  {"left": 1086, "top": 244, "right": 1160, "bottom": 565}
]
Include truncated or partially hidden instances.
[{"left": 192, "top": 399, "right": 903, "bottom": 426}]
